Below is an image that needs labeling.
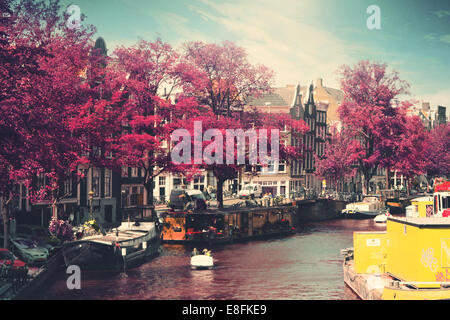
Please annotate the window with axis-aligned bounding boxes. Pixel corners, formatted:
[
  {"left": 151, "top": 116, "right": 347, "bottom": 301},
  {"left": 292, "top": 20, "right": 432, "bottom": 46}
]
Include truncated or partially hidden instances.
[
  {"left": 278, "top": 161, "right": 286, "bottom": 173},
  {"left": 266, "top": 161, "right": 275, "bottom": 173},
  {"left": 37, "top": 173, "right": 46, "bottom": 190},
  {"left": 104, "top": 169, "right": 111, "bottom": 197},
  {"left": 92, "top": 168, "right": 100, "bottom": 197},
  {"left": 159, "top": 176, "right": 166, "bottom": 185},
  {"left": 173, "top": 178, "right": 182, "bottom": 188},
  {"left": 64, "top": 177, "right": 72, "bottom": 196}
]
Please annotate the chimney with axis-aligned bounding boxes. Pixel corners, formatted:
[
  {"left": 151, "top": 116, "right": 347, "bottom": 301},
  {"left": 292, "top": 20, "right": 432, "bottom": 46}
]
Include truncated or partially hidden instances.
[{"left": 315, "top": 78, "right": 323, "bottom": 88}]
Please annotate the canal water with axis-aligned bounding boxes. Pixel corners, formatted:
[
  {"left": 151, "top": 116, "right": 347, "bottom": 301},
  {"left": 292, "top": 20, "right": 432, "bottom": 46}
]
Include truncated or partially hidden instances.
[{"left": 38, "top": 219, "right": 384, "bottom": 300}]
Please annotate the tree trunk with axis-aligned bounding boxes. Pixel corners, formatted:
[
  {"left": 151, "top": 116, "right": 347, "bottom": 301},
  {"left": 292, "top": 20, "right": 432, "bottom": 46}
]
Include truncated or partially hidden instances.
[
  {"left": 1, "top": 196, "right": 10, "bottom": 249},
  {"left": 385, "top": 167, "right": 391, "bottom": 190},
  {"left": 52, "top": 180, "right": 58, "bottom": 220},
  {"left": 216, "top": 177, "right": 225, "bottom": 209},
  {"left": 363, "top": 176, "right": 370, "bottom": 195},
  {"left": 144, "top": 178, "right": 154, "bottom": 207}
]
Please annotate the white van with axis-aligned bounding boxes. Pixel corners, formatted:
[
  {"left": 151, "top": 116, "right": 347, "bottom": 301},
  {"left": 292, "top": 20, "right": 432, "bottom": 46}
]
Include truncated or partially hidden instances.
[{"left": 238, "top": 184, "right": 263, "bottom": 199}]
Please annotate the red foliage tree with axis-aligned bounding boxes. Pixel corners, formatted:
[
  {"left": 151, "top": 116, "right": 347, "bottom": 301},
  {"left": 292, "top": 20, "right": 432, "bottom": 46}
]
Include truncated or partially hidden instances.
[
  {"left": 171, "top": 108, "right": 308, "bottom": 208},
  {"left": 106, "top": 39, "right": 205, "bottom": 209},
  {"left": 337, "top": 60, "right": 413, "bottom": 194},
  {"left": 424, "top": 123, "right": 450, "bottom": 179},
  {"left": 183, "top": 41, "right": 274, "bottom": 116},
  {"left": 0, "top": 0, "right": 120, "bottom": 247},
  {"left": 314, "top": 127, "right": 358, "bottom": 191},
  {"left": 181, "top": 41, "right": 308, "bottom": 207}
]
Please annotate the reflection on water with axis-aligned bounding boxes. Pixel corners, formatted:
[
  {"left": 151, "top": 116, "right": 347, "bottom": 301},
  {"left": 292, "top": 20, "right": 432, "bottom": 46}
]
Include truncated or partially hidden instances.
[{"left": 38, "top": 218, "right": 384, "bottom": 300}]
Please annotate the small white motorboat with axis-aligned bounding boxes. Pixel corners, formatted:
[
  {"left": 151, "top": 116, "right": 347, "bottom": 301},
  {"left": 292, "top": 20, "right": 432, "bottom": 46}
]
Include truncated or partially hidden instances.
[
  {"left": 190, "top": 254, "right": 214, "bottom": 270},
  {"left": 374, "top": 212, "right": 391, "bottom": 223}
]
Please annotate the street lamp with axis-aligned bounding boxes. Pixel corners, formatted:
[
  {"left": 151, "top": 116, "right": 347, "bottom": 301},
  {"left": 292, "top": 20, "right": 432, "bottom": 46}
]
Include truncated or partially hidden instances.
[{"left": 88, "top": 190, "right": 94, "bottom": 220}]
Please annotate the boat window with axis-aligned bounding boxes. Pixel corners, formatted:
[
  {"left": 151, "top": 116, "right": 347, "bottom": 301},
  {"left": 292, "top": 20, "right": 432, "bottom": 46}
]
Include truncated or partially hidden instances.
[
  {"left": 363, "top": 196, "right": 378, "bottom": 203},
  {"left": 443, "top": 196, "right": 449, "bottom": 209},
  {"left": 435, "top": 196, "right": 438, "bottom": 215},
  {"left": 173, "top": 226, "right": 182, "bottom": 232}
]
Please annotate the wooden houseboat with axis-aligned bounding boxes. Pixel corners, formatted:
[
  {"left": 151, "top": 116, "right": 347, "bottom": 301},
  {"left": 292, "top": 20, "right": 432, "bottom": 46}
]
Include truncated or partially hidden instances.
[
  {"left": 62, "top": 221, "right": 161, "bottom": 270},
  {"left": 161, "top": 205, "right": 296, "bottom": 244}
]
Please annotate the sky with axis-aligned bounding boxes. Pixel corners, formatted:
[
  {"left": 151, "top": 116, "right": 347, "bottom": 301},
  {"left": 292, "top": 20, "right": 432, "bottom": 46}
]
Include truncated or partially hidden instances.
[{"left": 62, "top": 0, "right": 450, "bottom": 111}]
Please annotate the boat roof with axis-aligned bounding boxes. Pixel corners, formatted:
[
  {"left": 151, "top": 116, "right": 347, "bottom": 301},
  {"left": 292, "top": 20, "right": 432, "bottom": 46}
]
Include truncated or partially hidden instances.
[
  {"left": 388, "top": 216, "right": 450, "bottom": 228},
  {"left": 82, "top": 222, "right": 157, "bottom": 246},
  {"left": 167, "top": 205, "right": 293, "bottom": 216},
  {"left": 411, "top": 196, "right": 433, "bottom": 202}
]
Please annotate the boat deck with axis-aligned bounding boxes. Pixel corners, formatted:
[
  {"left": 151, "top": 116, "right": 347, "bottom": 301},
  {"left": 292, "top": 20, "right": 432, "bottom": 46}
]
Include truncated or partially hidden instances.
[
  {"left": 82, "top": 222, "right": 158, "bottom": 246},
  {"left": 388, "top": 216, "right": 450, "bottom": 227},
  {"left": 343, "top": 253, "right": 450, "bottom": 300}
]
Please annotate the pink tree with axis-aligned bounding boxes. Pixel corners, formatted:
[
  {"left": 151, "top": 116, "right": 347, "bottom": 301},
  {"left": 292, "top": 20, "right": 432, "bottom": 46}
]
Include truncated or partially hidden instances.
[
  {"left": 183, "top": 41, "right": 274, "bottom": 116},
  {"left": 392, "top": 115, "right": 429, "bottom": 183},
  {"left": 424, "top": 123, "right": 450, "bottom": 179},
  {"left": 314, "top": 127, "right": 358, "bottom": 191},
  {"left": 106, "top": 39, "right": 205, "bottom": 209},
  {"left": 338, "top": 60, "right": 412, "bottom": 194},
  {"left": 171, "top": 109, "right": 308, "bottom": 208},
  {"left": 181, "top": 41, "right": 308, "bottom": 207},
  {"left": 0, "top": 0, "right": 120, "bottom": 247}
]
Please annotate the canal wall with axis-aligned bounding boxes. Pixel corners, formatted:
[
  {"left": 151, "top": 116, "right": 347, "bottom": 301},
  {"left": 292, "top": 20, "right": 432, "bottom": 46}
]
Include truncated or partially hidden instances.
[{"left": 295, "top": 199, "right": 346, "bottom": 223}]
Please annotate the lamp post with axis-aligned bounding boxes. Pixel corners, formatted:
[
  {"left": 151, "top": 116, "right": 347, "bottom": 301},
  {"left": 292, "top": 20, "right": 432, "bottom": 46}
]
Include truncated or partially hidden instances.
[{"left": 88, "top": 190, "right": 94, "bottom": 221}]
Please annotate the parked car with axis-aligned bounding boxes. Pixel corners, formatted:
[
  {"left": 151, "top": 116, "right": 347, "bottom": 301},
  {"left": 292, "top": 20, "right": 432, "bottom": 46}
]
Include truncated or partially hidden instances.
[
  {"left": 0, "top": 245, "right": 29, "bottom": 282},
  {"left": 238, "top": 184, "right": 263, "bottom": 199},
  {"left": 15, "top": 224, "right": 61, "bottom": 254},
  {"left": 9, "top": 237, "right": 49, "bottom": 265}
]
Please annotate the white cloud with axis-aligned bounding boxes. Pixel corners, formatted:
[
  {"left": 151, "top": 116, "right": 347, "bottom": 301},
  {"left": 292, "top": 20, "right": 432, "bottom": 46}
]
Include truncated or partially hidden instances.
[
  {"left": 433, "top": 10, "right": 450, "bottom": 19},
  {"left": 185, "top": 0, "right": 368, "bottom": 89}
]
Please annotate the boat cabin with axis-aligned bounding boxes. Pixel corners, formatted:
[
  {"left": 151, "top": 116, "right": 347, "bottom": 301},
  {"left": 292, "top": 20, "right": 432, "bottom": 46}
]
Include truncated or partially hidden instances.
[{"left": 434, "top": 181, "right": 450, "bottom": 217}]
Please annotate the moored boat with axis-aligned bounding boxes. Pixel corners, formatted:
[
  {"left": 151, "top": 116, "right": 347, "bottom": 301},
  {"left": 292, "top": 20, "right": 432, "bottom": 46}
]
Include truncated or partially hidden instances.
[
  {"left": 381, "top": 189, "right": 410, "bottom": 215},
  {"left": 342, "top": 248, "right": 450, "bottom": 300},
  {"left": 162, "top": 206, "right": 296, "bottom": 244},
  {"left": 341, "top": 181, "right": 450, "bottom": 300},
  {"left": 62, "top": 221, "right": 161, "bottom": 270},
  {"left": 341, "top": 195, "right": 385, "bottom": 219}
]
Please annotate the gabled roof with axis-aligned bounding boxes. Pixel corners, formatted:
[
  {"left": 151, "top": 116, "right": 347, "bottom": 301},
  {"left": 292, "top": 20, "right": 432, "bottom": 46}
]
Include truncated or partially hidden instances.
[{"left": 247, "top": 91, "right": 289, "bottom": 106}]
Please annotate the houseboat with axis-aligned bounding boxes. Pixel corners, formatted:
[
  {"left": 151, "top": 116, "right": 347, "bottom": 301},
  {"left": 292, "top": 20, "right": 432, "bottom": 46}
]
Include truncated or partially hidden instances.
[
  {"left": 161, "top": 206, "right": 296, "bottom": 244},
  {"left": 62, "top": 221, "right": 161, "bottom": 270},
  {"left": 342, "top": 181, "right": 450, "bottom": 300},
  {"left": 341, "top": 195, "right": 385, "bottom": 219},
  {"left": 380, "top": 189, "right": 410, "bottom": 215}
]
